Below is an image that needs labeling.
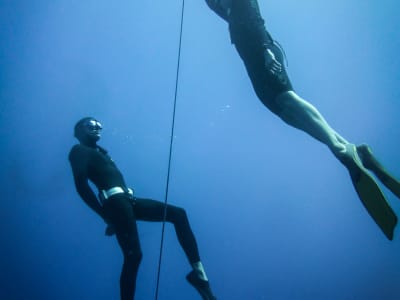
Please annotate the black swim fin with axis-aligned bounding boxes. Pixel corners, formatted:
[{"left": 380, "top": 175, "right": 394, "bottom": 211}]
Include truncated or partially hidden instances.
[
  {"left": 357, "top": 144, "right": 400, "bottom": 200},
  {"left": 341, "top": 144, "right": 397, "bottom": 240}
]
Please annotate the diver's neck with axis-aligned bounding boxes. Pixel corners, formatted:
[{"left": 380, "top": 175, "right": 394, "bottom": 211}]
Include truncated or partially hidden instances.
[{"left": 80, "top": 139, "right": 98, "bottom": 149}]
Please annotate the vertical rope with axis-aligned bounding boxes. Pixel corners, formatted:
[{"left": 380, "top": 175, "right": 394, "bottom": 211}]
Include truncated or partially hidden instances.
[{"left": 154, "top": 0, "right": 185, "bottom": 299}]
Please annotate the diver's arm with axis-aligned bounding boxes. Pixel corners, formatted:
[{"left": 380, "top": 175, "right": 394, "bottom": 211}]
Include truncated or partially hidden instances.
[
  {"left": 73, "top": 172, "right": 106, "bottom": 219},
  {"left": 204, "top": 0, "right": 230, "bottom": 22},
  {"left": 264, "top": 48, "right": 282, "bottom": 76},
  {"left": 69, "top": 146, "right": 106, "bottom": 219}
]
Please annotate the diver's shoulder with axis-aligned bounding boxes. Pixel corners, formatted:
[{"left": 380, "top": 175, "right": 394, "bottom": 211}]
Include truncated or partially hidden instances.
[
  {"left": 69, "top": 144, "right": 91, "bottom": 161},
  {"left": 70, "top": 143, "right": 86, "bottom": 153}
]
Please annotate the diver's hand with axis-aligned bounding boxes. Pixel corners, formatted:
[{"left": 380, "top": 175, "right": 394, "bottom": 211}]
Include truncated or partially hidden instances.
[
  {"left": 265, "top": 48, "right": 282, "bottom": 75},
  {"left": 105, "top": 224, "right": 116, "bottom": 236},
  {"left": 103, "top": 217, "right": 116, "bottom": 236}
]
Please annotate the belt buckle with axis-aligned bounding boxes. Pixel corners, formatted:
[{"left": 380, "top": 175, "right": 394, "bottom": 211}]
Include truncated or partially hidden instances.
[{"left": 99, "top": 186, "right": 134, "bottom": 204}]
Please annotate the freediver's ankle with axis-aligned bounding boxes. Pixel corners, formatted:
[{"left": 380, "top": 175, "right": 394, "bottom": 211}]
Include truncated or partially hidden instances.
[{"left": 192, "top": 261, "right": 208, "bottom": 281}]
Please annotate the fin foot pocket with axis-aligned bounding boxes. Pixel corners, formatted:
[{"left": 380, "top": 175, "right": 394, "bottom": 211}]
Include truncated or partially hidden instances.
[{"left": 186, "top": 271, "right": 217, "bottom": 300}]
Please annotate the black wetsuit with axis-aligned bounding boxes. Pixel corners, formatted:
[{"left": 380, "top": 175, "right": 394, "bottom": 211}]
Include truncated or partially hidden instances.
[
  {"left": 69, "top": 144, "right": 200, "bottom": 300},
  {"left": 205, "top": 0, "right": 293, "bottom": 114}
]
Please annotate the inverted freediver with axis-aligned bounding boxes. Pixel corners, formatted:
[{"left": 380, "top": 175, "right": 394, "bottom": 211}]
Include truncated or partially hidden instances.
[
  {"left": 69, "top": 117, "right": 217, "bottom": 300},
  {"left": 204, "top": 0, "right": 400, "bottom": 239}
]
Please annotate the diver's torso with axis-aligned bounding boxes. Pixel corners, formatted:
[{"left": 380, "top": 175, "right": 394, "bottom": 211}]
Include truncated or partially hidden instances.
[
  {"left": 227, "top": 0, "right": 273, "bottom": 45},
  {"left": 230, "top": 0, "right": 262, "bottom": 23},
  {"left": 83, "top": 145, "right": 127, "bottom": 190}
]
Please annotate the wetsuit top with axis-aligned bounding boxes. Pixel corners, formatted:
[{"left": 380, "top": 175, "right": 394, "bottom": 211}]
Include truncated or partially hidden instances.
[
  {"left": 69, "top": 144, "right": 128, "bottom": 219},
  {"left": 205, "top": 0, "right": 274, "bottom": 45}
]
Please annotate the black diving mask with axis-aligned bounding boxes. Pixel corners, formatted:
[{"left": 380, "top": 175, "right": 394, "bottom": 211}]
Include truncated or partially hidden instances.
[{"left": 85, "top": 119, "right": 103, "bottom": 132}]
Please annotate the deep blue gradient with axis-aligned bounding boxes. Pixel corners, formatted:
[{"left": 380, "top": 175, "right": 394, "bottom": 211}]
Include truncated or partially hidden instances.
[{"left": 1, "top": 1, "right": 400, "bottom": 299}]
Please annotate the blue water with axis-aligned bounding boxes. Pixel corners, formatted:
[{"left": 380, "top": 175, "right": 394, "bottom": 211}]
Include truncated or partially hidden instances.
[{"left": 1, "top": 1, "right": 400, "bottom": 299}]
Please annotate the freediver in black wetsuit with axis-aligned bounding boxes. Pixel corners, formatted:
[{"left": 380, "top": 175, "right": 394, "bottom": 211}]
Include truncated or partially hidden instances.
[
  {"left": 204, "top": 0, "right": 400, "bottom": 239},
  {"left": 69, "top": 117, "right": 217, "bottom": 300}
]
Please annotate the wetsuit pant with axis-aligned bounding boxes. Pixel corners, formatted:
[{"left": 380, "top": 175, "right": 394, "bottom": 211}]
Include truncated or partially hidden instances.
[
  {"left": 103, "top": 195, "right": 200, "bottom": 300},
  {"left": 231, "top": 29, "right": 293, "bottom": 115}
]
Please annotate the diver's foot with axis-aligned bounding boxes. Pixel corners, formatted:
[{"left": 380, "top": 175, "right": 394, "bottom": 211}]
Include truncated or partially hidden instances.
[
  {"left": 339, "top": 144, "right": 397, "bottom": 240},
  {"left": 357, "top": 144, "right": 400, "bottom": 200},
  {"left": 186, "top": 271, "right": 217, "bottom": 300},
  {"left": 356, "top": 144, "right": 376, "bottom": 170},
  {"left": 338, "top": 144, "right": 363, "bottom": 180}
]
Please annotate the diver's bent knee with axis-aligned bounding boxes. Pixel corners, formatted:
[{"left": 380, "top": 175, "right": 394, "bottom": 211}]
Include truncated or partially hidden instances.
[
  {"left": 168, "top": 206, "right": 188, "bottom": 223},
  {"left": 125, "top": 250, "right": 143, "bottom": 265},
  {"left": 274, "top": 90, "right": 298, "bottom": 105},
  {"left": 272, "top": 90, "right": 297, "bottom": 113},
  {"left": 175, "top": 206, "right": 188, "bottom": 220}
]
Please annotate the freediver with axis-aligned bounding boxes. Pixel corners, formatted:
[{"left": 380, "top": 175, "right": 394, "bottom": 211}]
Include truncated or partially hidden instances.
[
  {"left": 69, "top": 117, "right": 217, "bottom": 300},
  {"left": 204, "top": 0, "right": 400, "bottom": 239}
]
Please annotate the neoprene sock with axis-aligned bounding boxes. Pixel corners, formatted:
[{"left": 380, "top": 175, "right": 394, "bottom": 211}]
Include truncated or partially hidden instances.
[{"left": 192, "top": 261, "right": 208, "bottom": 281}]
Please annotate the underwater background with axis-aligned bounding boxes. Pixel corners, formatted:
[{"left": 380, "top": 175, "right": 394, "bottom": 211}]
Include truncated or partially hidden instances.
[{"left": 1, "top": 0, "right": 400, "bottom": 299}]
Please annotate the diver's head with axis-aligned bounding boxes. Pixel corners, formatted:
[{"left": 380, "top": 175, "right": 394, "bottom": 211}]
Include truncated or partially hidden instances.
[{"left": 74, "top": 117, "right": 103, "bottom": 145}]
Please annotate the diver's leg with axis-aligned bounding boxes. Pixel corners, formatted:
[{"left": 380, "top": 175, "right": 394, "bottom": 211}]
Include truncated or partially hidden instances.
[
  {"left": 357, "top": 144, "right": 400, "bottom": 199},
  {"left": 115, "top": 231, "right": 142, "bottom": 300},
  {"left": 237, "top": 40, "right": 351, "bottom": 159},
  {"left": 272, "top": 92, "right": 397, "bottom": 239},
  {"left": 134, "top": 198, "right": 217, "bottom": 299},
  {"left": 225, "top": 1, "right": 397, "bottom": 238},
  {"left": 105, "top": 196, "right": 143, "bottom": 300},
  {"left": 134, "top": 198, "right": 200, "bottom": 264},
  {"left": 274, "top": 91, "right": 349, "bottom": 158}
]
